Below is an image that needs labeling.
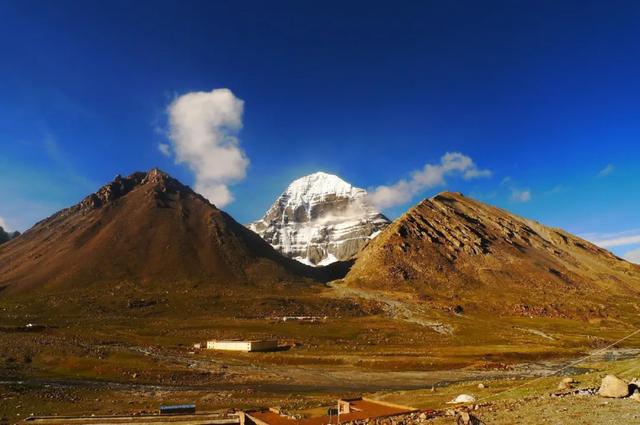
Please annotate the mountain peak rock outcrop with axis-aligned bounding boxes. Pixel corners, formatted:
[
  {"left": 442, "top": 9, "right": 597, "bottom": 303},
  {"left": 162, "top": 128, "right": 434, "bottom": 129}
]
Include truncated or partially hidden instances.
[
  {"left": 75, "top": 168, "right": 188, "bottom": 212},
  {"left": 249, "top": 172, "right": 390, "bottom": 266}
]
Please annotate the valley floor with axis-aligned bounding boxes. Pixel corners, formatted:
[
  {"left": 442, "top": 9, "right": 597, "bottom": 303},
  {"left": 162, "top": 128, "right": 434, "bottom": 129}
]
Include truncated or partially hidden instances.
[
  {"left": 2, "top": 285, "right": 640, "bottom": 423},
  {"left": 3, "top": 348, "right": 640, "bottom": 424}
]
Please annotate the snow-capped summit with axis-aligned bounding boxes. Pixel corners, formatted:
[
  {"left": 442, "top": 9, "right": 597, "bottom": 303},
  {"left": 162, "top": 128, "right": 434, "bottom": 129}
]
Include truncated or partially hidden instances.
[
  {"left": 249, "top": 172, "right": 390, "bottom": 266},
  {"left": 285, "top": 172, "right": 360, "bottom": 203}
]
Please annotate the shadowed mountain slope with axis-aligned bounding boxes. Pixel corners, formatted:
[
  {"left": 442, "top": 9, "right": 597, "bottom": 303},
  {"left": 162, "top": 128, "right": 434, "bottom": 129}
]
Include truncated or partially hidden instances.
[
  {"left": 0, "top": 169, "right": 341, "bottom": 294},
  {"left": 0, "top": 227, "right": 19, "bottom": 245},
  {"left": 345, "top": 192, "right": 640, "bottom": 318}
]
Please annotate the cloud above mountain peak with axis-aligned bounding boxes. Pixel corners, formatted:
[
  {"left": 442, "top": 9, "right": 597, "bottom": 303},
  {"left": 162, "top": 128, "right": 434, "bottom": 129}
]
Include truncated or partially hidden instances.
[
  {"left": 368, "top": 152, "right": 491, "bottom": 209},
  {"left": 164, "top": 88, "right": 248, "bottom": 207}
]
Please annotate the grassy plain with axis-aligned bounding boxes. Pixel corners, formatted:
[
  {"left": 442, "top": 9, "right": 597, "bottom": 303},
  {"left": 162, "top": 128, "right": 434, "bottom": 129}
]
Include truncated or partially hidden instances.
[{"left": 2, "top": 281, "right": 640, "bottom": 421}]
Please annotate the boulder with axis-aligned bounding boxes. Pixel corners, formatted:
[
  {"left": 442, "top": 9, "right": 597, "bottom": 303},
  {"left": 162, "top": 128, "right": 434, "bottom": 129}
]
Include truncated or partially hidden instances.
[
  {"left": 598, "top": 374, "right": 630, "bottom": 398},
  {"left": 557, "top": 377, "right": 574, "bottom": 391},
  {"left": 458, "top": 412, "right": 471, "bottom": 425},
  {"left": 448, "top": 394, "right": 476, "bottom": 404}
]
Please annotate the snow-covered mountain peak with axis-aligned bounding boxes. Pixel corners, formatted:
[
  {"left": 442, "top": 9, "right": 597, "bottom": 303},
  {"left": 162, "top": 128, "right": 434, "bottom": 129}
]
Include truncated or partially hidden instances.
[
  {"left": 285, "top": 172, "right": 359, "bottom": 202},
  {"left": 249, "top": 172, "right": 390, "bottom": 266}
]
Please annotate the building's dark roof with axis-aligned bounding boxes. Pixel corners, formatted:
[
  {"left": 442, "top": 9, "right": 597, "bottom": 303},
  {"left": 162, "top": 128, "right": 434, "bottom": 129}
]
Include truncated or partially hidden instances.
[
  {"left": 160, "top": 404, "right": 196, "bottom": 411},
  {"left": 246, "top": 399, "right": 415, "bottom": 425}
]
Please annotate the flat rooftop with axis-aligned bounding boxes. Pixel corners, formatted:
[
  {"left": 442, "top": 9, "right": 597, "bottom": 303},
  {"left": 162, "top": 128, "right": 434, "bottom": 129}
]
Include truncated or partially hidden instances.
[{"left": 207, "top": 340, "right": 276, "bottom": 343}]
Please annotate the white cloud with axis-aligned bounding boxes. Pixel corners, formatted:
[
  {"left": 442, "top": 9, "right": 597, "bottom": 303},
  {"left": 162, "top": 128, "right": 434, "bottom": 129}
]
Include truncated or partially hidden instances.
[
  {"left": 463, "top": 167, "right": 492, "bottom": 179},
  {"left": 592, "top": 234, "right": 640, "bottom": 248},
  {"left": 543, "top": 185, "right": 569, "bottom": 196},
  {"left": 158, "top": 143, "right": 171, "bottom": 157},
  {"left": 624, "top": 248, "right": 640, "bottom": 264},
  {"left": 166, "top": 88, "right": 248, "bottom": 207},
  {"left": 597, "top": 164, "right": 615, "bottom": 177},
  {"left": 510, "top": 188, "right": 531, "bottom": 202},
  {"left": 500, "top": 176, "right": 513, "bottom": 186},
  {"left": 0, "top": 216, "right": 7, "bottom": 231},
  {"left": 500, "top": 176, "right": 533, "bottom": 203},
  {"left": 583, "top": 229, "right": 640, "bottom": 248},
  {"left": 368, "top": 152, "right": 491, "bottom": 209}
]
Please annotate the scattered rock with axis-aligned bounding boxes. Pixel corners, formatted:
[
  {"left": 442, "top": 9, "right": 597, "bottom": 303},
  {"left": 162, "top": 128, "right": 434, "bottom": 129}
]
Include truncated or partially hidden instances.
[
  {"left": 576, "top": 388, "right": 597, "bottom": 397},
  {"left": 477, "top": 383, "right": 486, "bottom": 389},
  {"left": 458, "top": 412, "right": 471, "bottom": 424},
  {"left": 456, "top": 411, "right": 483, "bottom": 425},
  {"left": 598, "top": 374, "right": 630, "bottom": 398},
  {"left": 557, "top": 378, "right": 574, "bottom": 391}
]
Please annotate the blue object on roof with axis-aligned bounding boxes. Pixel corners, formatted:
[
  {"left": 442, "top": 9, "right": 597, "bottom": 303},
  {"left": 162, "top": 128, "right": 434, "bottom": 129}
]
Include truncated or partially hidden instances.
[{"left": 159, "top": 404, "right": 196, "bottom": 414}]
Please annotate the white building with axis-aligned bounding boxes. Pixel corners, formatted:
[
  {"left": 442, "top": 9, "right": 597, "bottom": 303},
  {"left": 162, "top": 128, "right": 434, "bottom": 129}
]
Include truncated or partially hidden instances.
[{"left": 206, "top": 340, "right": 278, "bottom": 352}]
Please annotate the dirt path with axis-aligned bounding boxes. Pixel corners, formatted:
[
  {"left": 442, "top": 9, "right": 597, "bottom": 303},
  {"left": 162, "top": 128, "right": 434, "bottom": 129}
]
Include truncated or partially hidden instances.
[{"left": 328, "top": 282, "right": 453, "bottom": 334}]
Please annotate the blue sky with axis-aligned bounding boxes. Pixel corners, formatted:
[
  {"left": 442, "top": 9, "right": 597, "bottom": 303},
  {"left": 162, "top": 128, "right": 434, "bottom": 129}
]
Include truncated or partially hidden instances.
[{"left": 0, "top": 1, "right": 638, "bottom": 261}]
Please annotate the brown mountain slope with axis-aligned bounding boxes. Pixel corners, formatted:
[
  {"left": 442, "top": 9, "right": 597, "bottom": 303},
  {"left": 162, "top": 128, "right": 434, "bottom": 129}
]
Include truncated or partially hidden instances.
[
  {"left": 0, "top": 169, "right": 334, "bottom": 294},
  {"left": 345, "top": 192, "right": 640, "bottom": 318}
]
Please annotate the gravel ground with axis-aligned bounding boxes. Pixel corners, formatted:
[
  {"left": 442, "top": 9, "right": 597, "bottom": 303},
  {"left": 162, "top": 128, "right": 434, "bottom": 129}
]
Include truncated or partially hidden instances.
[{"left": 430, "top": 395, "right": 640, "bottom": 425}]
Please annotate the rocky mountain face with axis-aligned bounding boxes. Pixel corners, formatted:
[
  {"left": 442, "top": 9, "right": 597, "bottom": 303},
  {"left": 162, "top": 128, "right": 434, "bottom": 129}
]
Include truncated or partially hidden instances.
[
  {"left": 249, "top": 172, "right": 390, "bottom": 266},
  {"left": 0, "top": 227, "right": 19, "bottom": 245},
  {"left": 0, "top": 169, "right": 336, "bottom": 294},
  {"left": 346, "top": 192, "right": 640, "bottom": 318}
]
